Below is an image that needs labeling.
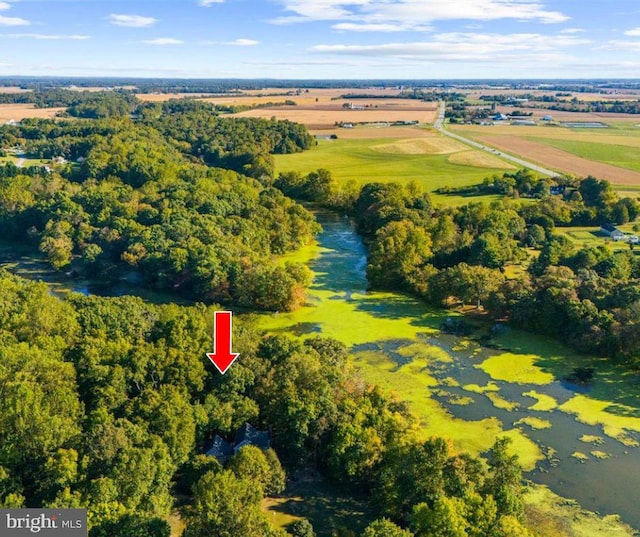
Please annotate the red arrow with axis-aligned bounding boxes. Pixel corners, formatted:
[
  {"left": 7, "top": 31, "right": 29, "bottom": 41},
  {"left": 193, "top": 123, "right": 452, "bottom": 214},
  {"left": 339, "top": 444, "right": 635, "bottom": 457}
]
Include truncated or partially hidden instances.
[{"left": 206, "top": 311, "right": 240, "bottom": 375}]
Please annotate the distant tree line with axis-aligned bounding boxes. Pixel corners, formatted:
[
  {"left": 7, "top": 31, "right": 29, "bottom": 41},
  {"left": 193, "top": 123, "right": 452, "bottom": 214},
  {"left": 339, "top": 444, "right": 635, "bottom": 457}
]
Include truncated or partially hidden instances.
[{"left": 477, "top": 93, "right": 640, "bottom": 114}]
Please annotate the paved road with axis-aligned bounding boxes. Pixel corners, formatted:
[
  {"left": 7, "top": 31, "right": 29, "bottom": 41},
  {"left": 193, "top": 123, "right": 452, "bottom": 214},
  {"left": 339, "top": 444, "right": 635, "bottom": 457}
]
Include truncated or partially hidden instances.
[{"left": 434, "top": 101, "right": 559, "bottom": 177}]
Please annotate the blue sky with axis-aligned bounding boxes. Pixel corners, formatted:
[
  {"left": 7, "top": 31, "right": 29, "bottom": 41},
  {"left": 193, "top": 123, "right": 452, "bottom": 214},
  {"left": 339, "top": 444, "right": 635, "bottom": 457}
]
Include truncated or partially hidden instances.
[{"left": 0, "top": 0, "right": 639, "bottom": 79}]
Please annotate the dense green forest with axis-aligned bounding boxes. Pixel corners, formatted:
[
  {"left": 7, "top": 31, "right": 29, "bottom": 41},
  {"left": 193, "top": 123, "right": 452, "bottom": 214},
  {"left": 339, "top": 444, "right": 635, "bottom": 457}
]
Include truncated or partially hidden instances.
[{"left": 0, "top": 102, "right": 315, "bottom": 311}]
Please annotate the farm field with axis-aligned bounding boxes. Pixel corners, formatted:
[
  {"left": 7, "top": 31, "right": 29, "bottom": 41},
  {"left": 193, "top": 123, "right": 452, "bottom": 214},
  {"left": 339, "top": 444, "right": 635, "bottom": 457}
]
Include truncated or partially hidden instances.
[
  {"left": 461, "top": 88, "right": 640, "bottom": 102},
  {"left": 0, "top": 103, "right": 64, "bottom": 122},
  {"left": 531, "top": 137, "right": 640, "bottom": 172},
  {"left": 450, "top": 122, "right": 640, "bottom": 186},
  {"left": 139, "top": 87, "right": 439, "bottom": 129},
  {"left": 235, "top": 106, "right": 435, "bottom": 129},
  {"left": 217, "top": 87, "right": 438, "bottom": 129},
  {"left": 275, "top": 130, "right": 515, "bottom": 205},
  {"left": 0, "top": 86, "right": 31, "bottom": 93}
]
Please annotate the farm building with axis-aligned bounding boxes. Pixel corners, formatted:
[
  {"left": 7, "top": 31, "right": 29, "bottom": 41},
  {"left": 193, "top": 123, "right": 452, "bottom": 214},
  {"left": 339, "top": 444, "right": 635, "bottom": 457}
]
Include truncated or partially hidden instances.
[{"left": 601, "top": 223, "right": 625, "bottom": 240}]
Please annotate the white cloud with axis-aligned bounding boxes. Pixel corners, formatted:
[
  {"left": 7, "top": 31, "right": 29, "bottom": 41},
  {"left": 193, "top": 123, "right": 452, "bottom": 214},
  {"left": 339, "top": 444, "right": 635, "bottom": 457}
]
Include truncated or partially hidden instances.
[
  {"left": 224, "top": 38, "right": 260, "bottom": 46},
  {"left": 109, "top": 14, "right": 157, "bottom": 28},
  {"left": 311, "top": 32, "right": 589, "bottom": 62},
  {"left": 202, "top": 38, "right": 260, "bottom": 46},
  {"left": 624, "top": 28, "right": 640, "bottom": 37},
  {"left": 560, "top": 28, "right": 585, "bottom": 34},
  {"left": 333, "top": 22, "right": 432, "bottom": 32},
  {"left": 142, "top": 37, "right": 184, "bottom": 45},
  {"left": 273, "top": 0, "right": 569, "bottom": 28},
  {"left": 199, "top": 0, "right": 224, "bottom": 6},
  {"left": 604, "top": 40, "right": 640, "bottom": 52},
  {"left": 7, "top": 33, "right": 90, "bottom": 40},
  {"left": 0, "top": 14, "right": 29, "bottom": 26},
  {"left": 0, "top": 3, "right": 10, "bottom": 11}
]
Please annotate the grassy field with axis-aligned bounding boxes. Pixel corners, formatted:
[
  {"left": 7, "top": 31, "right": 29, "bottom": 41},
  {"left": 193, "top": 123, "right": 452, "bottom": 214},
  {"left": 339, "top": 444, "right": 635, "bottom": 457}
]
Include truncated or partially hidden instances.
[
  {"left": 0, "top": 155, "right": 49, "bottom": 167},
  {"left": 275, "top": 134, "right": 515, "bottom": 206}
]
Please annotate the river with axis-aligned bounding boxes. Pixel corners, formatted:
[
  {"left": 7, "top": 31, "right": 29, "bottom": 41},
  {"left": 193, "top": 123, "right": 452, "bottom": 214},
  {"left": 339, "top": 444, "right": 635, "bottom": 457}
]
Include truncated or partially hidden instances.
[{"left": 265, "top": 209, "right": 640, "bottom": 531}]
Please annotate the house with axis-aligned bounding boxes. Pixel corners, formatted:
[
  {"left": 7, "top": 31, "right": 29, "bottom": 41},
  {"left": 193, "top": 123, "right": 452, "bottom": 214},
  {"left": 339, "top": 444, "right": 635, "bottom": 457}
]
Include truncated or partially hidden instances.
[
  {"left": 601, "top": 223, "right": 625, "bottom": 240},
  {"left": 205, "top": 423, "right": 270, "bottom": 464},
  {"left": 234, "top": 423, "right": 270, "bottom": 452},
  {"left": 549, "top": 185, "right": 565, "bottom": 196},
  {"left": 205, "top": 435, "right": 233, "bottom": 463}
]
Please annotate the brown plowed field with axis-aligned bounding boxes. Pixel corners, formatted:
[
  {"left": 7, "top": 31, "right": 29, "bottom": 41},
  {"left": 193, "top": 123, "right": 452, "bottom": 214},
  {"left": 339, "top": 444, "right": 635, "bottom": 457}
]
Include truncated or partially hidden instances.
[{"left": 477, "top": 135, "right": 640, "bottom": 185}]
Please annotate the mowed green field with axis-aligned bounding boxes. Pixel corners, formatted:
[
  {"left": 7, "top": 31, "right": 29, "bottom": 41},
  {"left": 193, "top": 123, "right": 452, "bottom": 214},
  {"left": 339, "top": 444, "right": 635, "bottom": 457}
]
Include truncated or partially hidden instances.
[{"left": 274, "top": 135, "right": 515, "bottom": 205}]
